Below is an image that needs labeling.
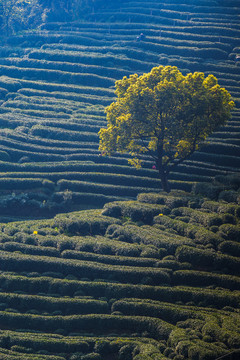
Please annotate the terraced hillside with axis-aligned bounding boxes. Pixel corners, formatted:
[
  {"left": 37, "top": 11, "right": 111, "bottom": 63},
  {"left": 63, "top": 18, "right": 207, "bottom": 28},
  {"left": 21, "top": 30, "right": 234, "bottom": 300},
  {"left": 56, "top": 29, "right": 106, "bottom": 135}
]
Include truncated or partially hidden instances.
[
  {"left": 0, "top": 174, "right": 239, "bottom": 359},
  {"left": 0, "top": 0, "right": 240, "bottom": 219}
]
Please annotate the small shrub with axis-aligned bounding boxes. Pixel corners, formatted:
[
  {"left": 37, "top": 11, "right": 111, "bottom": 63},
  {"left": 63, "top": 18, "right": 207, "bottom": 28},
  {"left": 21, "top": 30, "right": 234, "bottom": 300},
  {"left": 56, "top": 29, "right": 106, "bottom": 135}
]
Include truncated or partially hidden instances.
[
  {"left": 94, "top": 340, "right": 110, "bottom": 356},
  {"left": 140, "top": 246, "right": 160, "bottom": 259},
  {"left": 11, "top": 345, "right": 29, "bottom": 353},
  {"left": 218, "top": 224, "right": 240, "bottom": 241},
  {"left": 192, "top": 182, "right": 222, "bottom": 200},
  {"left": 119, "top": 344, "right": 135, "bottom": 360},
  {"left": 215, "top": 174, "right": 240, "bottom": 190},
  {"left": 70, "top": 353, "right": 84, "bottom": 360},
  {"left": 218, "top": 241, "right": 240, "bottom": 257},
  {"left": 218, "top": 190, "right": 238, "bottom": 203},
  {"left": 221, "top": 213, "right": 236, "bottom": 225},
  {"left": 55, "top": 209, "right": 120, "bottom": 236},
  {"left": 101, "top": 204, "right": 122, "bottom": 218}
]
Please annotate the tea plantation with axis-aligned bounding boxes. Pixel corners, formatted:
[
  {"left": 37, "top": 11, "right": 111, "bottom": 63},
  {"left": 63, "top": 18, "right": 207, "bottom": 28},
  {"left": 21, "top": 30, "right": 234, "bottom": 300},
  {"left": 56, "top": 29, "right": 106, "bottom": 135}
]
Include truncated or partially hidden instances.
[
  {"left": 0, "top": 174, "right": 239, "bottom": 359},
  {"left": 0, "top": 0, "right": 240, "bottom": 218},
  {"left": 0, "top": 1, "right": 240, "bottom": 359}
]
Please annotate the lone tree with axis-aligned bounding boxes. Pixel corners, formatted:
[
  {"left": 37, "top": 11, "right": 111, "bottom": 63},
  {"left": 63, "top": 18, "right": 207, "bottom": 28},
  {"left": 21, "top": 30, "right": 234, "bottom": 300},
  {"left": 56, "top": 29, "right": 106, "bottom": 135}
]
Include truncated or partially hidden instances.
[{"left": 99, "top": 66, "right": 234, "bottom": 192}]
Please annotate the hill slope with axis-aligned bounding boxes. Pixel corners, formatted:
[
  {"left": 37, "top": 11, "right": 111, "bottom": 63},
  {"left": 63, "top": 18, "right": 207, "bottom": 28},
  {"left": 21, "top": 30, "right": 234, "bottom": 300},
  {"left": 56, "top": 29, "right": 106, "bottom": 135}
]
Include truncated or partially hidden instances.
[
  {"left": 0, "top": 0, "right": 240, "bottom": 218},
  {"left": 0, "top": 174, "right": 239, "bottom": 359}
]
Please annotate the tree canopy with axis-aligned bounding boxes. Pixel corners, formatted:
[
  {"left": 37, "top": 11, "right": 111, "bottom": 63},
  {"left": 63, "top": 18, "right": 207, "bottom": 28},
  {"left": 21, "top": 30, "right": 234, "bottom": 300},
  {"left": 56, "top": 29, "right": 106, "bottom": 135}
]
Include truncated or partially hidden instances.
[
  {"left": 99, "top": 65, "right": 234, "bottom": 192},
  {"left": 0, "top": 0, "right": 107, "bottom": 35},
  {"left": 0, "top": 0, "right": 43, "bottom": 36}
]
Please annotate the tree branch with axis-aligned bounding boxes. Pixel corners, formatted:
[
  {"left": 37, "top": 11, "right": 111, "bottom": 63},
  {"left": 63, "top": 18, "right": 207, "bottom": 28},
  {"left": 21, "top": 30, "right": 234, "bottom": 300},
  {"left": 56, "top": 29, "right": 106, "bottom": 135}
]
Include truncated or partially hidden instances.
[
  {"left": 136, "top": 130, "right": 158, "bottom": 161},
  {"left": 167, "top": 141, "right": 198, "bottom": 174}
]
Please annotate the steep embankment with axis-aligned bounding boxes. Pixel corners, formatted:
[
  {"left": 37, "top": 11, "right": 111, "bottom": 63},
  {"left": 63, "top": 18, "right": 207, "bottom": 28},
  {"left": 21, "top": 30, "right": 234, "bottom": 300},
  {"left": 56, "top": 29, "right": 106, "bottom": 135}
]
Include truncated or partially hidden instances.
[{"left": 0, "top": 0, "right": 239, "bottom": 219}]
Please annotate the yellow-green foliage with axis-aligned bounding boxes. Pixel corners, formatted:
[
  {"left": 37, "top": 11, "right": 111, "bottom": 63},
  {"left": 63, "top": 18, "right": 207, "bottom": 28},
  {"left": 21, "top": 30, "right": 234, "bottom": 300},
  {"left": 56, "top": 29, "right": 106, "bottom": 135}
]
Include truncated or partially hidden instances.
[{"left": 99, "top": 65, "right": 234, "bottom": 191}]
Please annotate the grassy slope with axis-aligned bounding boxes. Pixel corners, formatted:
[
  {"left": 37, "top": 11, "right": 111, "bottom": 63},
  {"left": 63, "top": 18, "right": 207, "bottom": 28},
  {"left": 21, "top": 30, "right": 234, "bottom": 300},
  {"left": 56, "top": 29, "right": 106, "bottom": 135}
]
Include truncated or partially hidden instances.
[{"left": 0, "top": 0, "right": 240, "bottom": 218}]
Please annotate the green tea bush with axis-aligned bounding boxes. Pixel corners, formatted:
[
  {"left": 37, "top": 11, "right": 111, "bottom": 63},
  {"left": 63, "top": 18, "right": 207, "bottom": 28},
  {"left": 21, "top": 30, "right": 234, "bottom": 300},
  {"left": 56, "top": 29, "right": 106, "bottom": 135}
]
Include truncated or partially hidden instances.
[
  {"left": 200, "top": 142, "right": 240, "bottom": 158},
  {"left": 30, "top": 125, "right": 99, "bottom": 142},
  {"left": 57, "top": 180, "right": 157, "bottom": 198},
  {"left": 0, "top": 57, "right": 130, "bottom": 85},
  {"left": 61, "top": 250, "right": 157, "bottom": 267},
  {"left": 137, "top": 192, "right": 190, "bottom": 208},
  {"left": 218, "top": 190, "right": 239, "bottom": 203},
  {"left": 218, "top": 224, "right": 240, "bottom": 241},
  {"left": 0, "top": 64, "right": 115, "bottom": 88},
  {"left": 8, "top": 332, "right": 88, "bottom": 353},
  {"left": 0, "top": 346, "right": 65, "bottom": 360},
  {"left": 137, "top": 193, "right": 165, "bottom": 205},
  {"left": 0, "top": 76, "right": 22, "bottom": 91},
  {"left": 0, "top": 312, "right": 173, "bottom": 340},
  {"left": 185, "top": 341, "right": 227, "bottom": 360},
  {"left": 0, "top": 292, "right": 108, "bottom": 315},
  {"left": 154, "top": 215, "right": 221, "bottom": 246},
  {"left": 171, "top": 207, "right": 223, "bottom": 227},
  {"left": 201, "top": 201, "right": 238, "bottom": 216},
  {"left": 135, "top": 38, "right": 228, "bottom": 59},
  {"left": 1, "top": 271, "right": 239, "bottom": 308},
  {"left": 10, "top": 345, "right": 31, "bottom": 353},
  {"left": 169, "top": 171, "right": 211, "bottom": 183},
  {"left": 118, "top": 344, "right": 136, "bottom": 360},
  {"left": 192, "top": 151, "right": 240, "bottom": 169},
  {"left": 0, "top": 248, "right": 172, "bottom": 285},
  {"left": 58, "top": 234, "right": 141, "bottom": 258},
  {"left": 0, "top": 161, "right": 158, "bottom": 178},
  {"left": 106, "top": 223, "right": 193, "bottom": 254},
  {"left": 3, "top": 98, "right": 74, "bottom": 114},
  {"left": 176, "top": 245, "right": 240, "bottom": 274},
  {"left": 0, "top": 242, "right": 59, "bottom": 257},
  {"left": 215, "top": 174, "right": 240, "bottom": 189},
  {"left": 54, "top": 210, "right": 121, "bottom": 236},
  {"left": 18, "top": 77, "right": 114, "bottom": 96},
  {"left": 0, "top": 178, "right": 53, "bottom": 191},
  {"left": 112, "top": 299, "right": 192, "bottom": 324},
  {"left": 192, "top": 182, "right": 223, "bottom": 200},
  {"left": 28, "top": 48, "right": 154, "bottom": 72},
  {"left": 220, "top": 213, "right": 236, "bottom": 225},
  {"left": 102, "top": 201, "right": 170, "bottom": 224},
  {"left": 80, "top": 353, "right": 101, "bottom": 360},
  {"left": 218, "top": 241, "right": 240, "bottom": 257},
  {"left": 172, "top": 270, "right": 240, "bottom": 290}
]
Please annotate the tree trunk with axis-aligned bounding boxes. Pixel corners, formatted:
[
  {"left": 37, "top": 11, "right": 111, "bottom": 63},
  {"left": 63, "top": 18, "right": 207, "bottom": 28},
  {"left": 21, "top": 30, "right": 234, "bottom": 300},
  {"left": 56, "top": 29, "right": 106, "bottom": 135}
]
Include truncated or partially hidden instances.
[
  {"left": 158, "top": 167, "right": 171, "bottom": 193},
  {"left": 156, "top": 143, "right": 171, "bottom": 192}
]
